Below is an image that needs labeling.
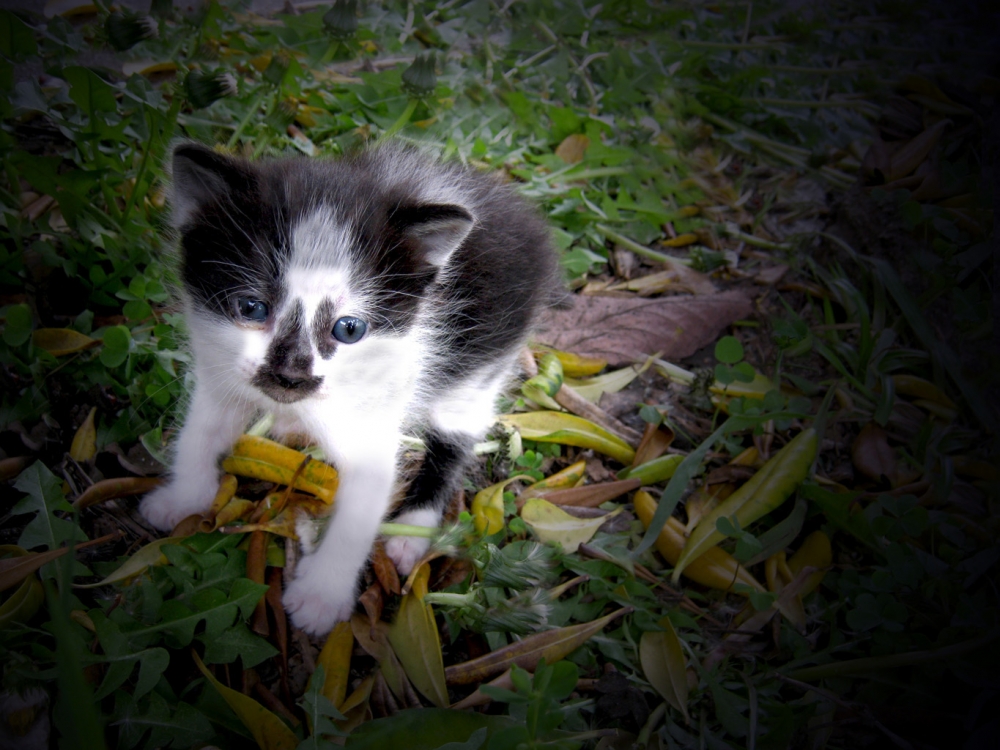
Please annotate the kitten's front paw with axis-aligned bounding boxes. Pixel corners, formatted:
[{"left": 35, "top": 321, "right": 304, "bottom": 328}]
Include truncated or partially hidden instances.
[
  {"left": 384, "top": 508, "right": 440, "bottom": 575},
  {"left": 139, "top": 481, "right": 216, "bottom": 532},
  {"left": 283, "top": 554, "right": 358, "bottom": 635}
]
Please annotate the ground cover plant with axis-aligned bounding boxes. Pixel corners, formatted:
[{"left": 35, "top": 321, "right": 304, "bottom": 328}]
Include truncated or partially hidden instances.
[{"left": 1, "top": 1, "right": 998, "bottom": 748}]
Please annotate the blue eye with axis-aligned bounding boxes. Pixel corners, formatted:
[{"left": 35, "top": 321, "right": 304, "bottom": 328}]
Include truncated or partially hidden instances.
[
  {"left": 332, "top": 316, "right": 367, "bottom": 344},
  {"left": 236, "top": 297, "right": 269, "bottom": 322}
]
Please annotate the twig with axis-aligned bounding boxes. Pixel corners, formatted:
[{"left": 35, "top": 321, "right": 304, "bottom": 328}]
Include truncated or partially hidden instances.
[{"left": 554, "top": 385, "right": 643, "bottom": 447}]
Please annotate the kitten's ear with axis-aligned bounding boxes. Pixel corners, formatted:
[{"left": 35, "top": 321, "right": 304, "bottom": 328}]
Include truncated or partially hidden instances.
[
  {"left": 170, "top": 143, "right": 254, "bottom": 227},
  {"left": 393, "top": 204, "right": 474, "bottom": 267}
]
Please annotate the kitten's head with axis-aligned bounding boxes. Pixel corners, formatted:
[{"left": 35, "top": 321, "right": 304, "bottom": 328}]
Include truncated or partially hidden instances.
[{"left": 169, "top": 143, "right": 474, "bottom": 405}]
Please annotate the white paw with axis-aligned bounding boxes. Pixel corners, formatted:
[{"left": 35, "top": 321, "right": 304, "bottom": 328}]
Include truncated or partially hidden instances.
[
  {"left": 139, "top": 481, "right": 216, "bottom": 532},
  {"left": 385, "top": 507, "right": 440, "bottom": 575},
  {"left": 385, "top": 534, "right": 432, "bottom": 576},
  {"left": 283, "top": 554, "right": 358, "bottom": 635}
]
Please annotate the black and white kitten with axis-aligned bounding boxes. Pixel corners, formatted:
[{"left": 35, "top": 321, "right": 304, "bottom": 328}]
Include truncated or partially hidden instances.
[{"left": 139, "top": 143, "right": 562, "bottom": 635}]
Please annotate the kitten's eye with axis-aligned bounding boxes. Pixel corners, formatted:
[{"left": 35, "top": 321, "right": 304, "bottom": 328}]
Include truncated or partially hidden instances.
[
  {"left": 236, "top": 297, "right": 269, "bottom": 322},
  {"left": 332, "top": 316, "right": 367, "bottom": 344}
]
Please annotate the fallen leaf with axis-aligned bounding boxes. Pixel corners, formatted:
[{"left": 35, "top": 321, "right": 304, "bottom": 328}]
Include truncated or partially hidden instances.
[
  {"left": 69, "top": 407, "right": 97, "bottom": 462},
  {"left": 633, "top": 491, "right": 765, "bottom": 594},
  {"left": 534, "top": 291, "right": 753, "bottom": 366},
  {"left": 851, "top": 422, "right": 898, "bottom": 484},
  {"left": 521, "top": 498, "right": 622, "bottom": 552},
  {"left": 555, "top": 133, "right": 589, "bottom": 164},
  {"left": 532, "top": 347, "right": 606, "bottom": 377},
  {"left": 521, "top": 459, "right": 587, "bottom": 499},
  {"left": 316, "top": 621, "right": 353, "bottom": 709},
  {"left": 499, "top": 412, "right": 635, "bottom": 464},
  {"left": 639, "top": 617, "right": 690, "bottom": 722},
  {"left": 444, "top": 607, "right": 630, "bottom": 685},
  {"left": 632, "top": 423, "right": 675, "bottom": 468},
  {"left": 386, "top": 563, "right": 449, "bottom": 707},
  {"left": 372, "top": 541, "right": 401, "bottom": 595},
  {"left": 607, "top": 266, "right": 716, "bottom": 296},
  {"left": 32, "top": 327, "right": 98, "bottom": 356},
  {"left": 350, "top": 614, "right": 411, "bottom": 703},
  {"left": 73, "top": 476, "right": 162, "bottom": 510},
  {"left": 192, "top": 650, "right": 298, "bottom": 750},
  {"left": 535, "top": 478, "right": 640, "bottom": 508},
  {"left": 74, "top": 537, "right": 183, "bottom": 588},
  {"left": 0, "top": 544, "right": 67, "bottom": 592}
]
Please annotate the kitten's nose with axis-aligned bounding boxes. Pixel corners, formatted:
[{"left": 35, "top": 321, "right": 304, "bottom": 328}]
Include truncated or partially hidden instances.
[{"left": 272, "top": 356, "right": 314, "bottom": 389}]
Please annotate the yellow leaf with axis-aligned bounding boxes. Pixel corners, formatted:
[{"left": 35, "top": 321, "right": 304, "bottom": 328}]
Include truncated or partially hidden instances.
[
  {"left": 499, "top": 412, "right": 635, "bottom": 464},
  {"left": 633, "top": 491, "right": 764, "bottom": 594},
  {"left": 709, "top": 370, "right": 775, "bottom": 401},
  {"left": 386, "top": 565, "right": 449, "bottom": 707},
  {"left": 787, "top": 530, "right": 832, "bottom": 597},
  {"left": 230, "top": 435, "right": 340, "bottom": 496},
  {"left": 639, "top": 617, "right": 690, "bottom": 722},
  {"left": 444, "top": 607, "right": 629, "bottom": 685},
  {"left": 69, "top": 407, "right": 97, "bottom": 462},
  {"left": 0, "top": 573, "right": 44, "bottom": 628},
  {"left": 470, "top": 477, "right": 520, "bottom": 535},
  {"left": 521, "top": 459, "right": 587, "bottom": 498},
  {"left": 890, "top": 374, "right": 956, "bottom": 409},
  {"left": 315, "top": 622, "right": 353, "bottom": 710},
  {"left": 32, "top": 328, "right": 97, "bottom": 356},
  {"left": 661, "top": 233, "right": 698, "bottom": 248},
  {"left": 533, "top": 347, "right": 606, "bottom": 378},
  {"left": 192, "top": 650, "right": 298, "bottom": 750},
  {"left": 520, "top": 498, "right": 621, "bottom": 553},
  {"left": 564, "top": 361, "right": 652, "bottom": 404},
  {"left": 122, "top": 60, "right": 179, "bottom": 77},
  {"left": 672, "top": 429, "right": 817, "bottom": 584},
  {"left": 74, "top": 537, "right": 183, "bottom": 589},
  {"left": 555, "top": 133, "right": 590, "bottom": 164}
]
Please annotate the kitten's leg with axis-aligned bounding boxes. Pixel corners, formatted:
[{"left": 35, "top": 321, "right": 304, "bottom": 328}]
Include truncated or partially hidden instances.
[
  {"left": 385, "top": 370, "right": 509, "bottom": 574},
  {"left": 139, "top": 384, "right": 249, "bottom": 531},
  {"left": 283, "top": 441, "right": 397, "bottom": 634}
]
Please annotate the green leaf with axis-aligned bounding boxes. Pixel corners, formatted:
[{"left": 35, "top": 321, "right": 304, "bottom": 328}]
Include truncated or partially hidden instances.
[
  {"left": 12, "top": 462, "right": 87, "bottom": 553},
  {"left": 123, "top": 299, "right": 152, "bottom": 321},
  {"left": 3, "top": 303, "right": 33, "bottom": 346},
  {"left": 0, "top": 11, "right": 37, "bottom": 59},
  {"left": 101, "top": 325, "right": 132, "bottom": 368},
  {"left": 63, "top": 66, "right": 119, "bottom": 118},
  {"left": 200, "top": 620, "right": 278, "bottom": 667},
  {"left": 715, "top": 335, "right": 744, "bottom": 364},
  {"left": 344, "top": 708, "right": 514, "bottom": 750},
  {"left": 297, "top": 664, "right": 347, "bottom": 748},
  {"left": 113, "top": 691, "right": 214, "bottom": 750},
  {"left": 91, "top": 610, "right": 169, "bottom": 701}
]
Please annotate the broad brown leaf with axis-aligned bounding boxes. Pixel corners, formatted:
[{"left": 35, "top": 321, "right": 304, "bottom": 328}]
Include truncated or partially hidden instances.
[{"left": 534, "top": 291, "right": 753, "bottom": 366}]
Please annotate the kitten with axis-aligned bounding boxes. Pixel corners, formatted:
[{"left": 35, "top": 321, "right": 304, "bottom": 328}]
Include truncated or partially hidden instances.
[{"left": 139, "top": 142, "right": 563, "bottom": 635}]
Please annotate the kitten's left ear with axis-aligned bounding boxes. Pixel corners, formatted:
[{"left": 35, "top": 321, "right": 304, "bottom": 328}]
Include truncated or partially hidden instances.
[{"left": 393, "top": 204, "right": 474, "bottom": 267}]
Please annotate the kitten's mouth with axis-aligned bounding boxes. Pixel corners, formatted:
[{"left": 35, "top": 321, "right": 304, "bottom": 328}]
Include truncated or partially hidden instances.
[{"left": 251, "top": 370, "right": 324, "bottom": 403}]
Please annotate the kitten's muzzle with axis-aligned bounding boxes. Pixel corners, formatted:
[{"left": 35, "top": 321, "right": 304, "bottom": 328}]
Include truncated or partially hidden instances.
[{"left": 252, "top": 367, "right": 324, "bottom": 403}]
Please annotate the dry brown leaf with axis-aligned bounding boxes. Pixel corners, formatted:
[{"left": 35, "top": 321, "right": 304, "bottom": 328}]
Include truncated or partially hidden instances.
[
  {"left": 535, "top": 291, "right": 753, "bottom": 366},
  {"left": 632, "top": 423, "right": 675, "bottom": 467},
  {"left": 851, "top": 422, "right": 898, "bottom": 485},
  {"left": 555, "top": 134, "right": 589, "bottom": 164},
  {"left": 372, "top": 540, "right": 401, "bottom": 595},
  {"left": 607, "top": 266, "right": 716, "bottom": 296}
]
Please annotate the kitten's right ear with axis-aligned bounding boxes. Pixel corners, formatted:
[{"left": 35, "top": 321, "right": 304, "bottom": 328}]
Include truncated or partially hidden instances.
[{"left": 170, "top": 143, "right": 253, "bottom": 227}]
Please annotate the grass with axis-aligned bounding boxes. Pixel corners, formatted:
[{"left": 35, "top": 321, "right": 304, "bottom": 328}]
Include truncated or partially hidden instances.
[{"left": 0, "top": 1, "right": 997, "bottom": 748}]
